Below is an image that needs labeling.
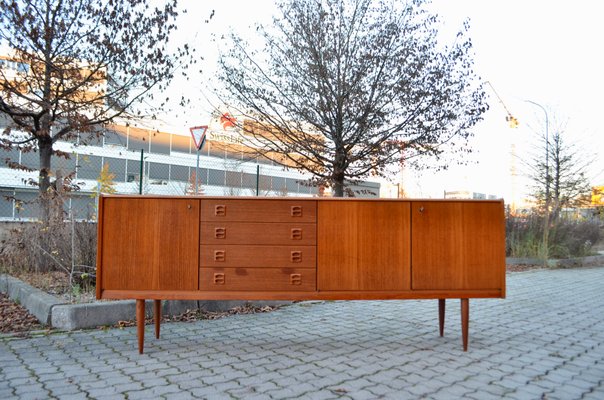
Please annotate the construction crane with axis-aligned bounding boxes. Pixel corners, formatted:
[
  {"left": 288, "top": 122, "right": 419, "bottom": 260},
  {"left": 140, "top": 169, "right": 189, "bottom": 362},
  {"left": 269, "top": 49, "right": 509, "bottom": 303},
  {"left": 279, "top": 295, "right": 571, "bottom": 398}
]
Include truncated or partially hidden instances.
[{"left": 486, "top": 81, "right": 519, "bottom": 128}]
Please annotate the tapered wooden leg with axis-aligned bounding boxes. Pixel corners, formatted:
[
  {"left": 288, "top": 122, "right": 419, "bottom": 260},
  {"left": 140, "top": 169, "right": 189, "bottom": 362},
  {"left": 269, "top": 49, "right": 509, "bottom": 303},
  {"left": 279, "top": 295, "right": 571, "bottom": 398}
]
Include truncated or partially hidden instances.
[
  {"left": 461, "top": 298, "right": 469, "bottom": 351},
  {"left": 438, "top": 299, "right": 446, "bottom": 337},
  {"left": 136, "top": 299, "right": 145, "bottom": 354},
  {"left": 154, "top": 300, "right": 161, "bottom": 339}
]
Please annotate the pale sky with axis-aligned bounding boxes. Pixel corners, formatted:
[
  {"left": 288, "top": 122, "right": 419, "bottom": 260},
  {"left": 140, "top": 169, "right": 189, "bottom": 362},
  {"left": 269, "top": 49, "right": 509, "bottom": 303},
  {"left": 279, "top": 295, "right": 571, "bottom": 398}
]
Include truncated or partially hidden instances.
[{"left": 166, "top": 0, "right": 604, "bottom": 201}]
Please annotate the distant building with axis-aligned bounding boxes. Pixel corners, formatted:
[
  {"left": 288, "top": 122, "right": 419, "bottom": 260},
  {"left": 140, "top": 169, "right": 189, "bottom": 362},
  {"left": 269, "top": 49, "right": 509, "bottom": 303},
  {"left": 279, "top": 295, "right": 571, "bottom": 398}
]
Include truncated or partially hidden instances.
[{"left": 443, "top": 190, "right": 500, "bottom": 200}]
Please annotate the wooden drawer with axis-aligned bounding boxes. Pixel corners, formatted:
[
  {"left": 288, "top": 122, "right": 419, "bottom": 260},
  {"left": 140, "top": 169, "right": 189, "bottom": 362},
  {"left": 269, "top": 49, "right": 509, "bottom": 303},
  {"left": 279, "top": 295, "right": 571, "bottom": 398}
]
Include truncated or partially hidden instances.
[
  {"left": 200, "top": 222, "right": 316, "bottom": 245},
  {"left": 200, "top": 199, "right": 316, "bottom": 223},
  {"left": 200, "top": 267, "right": 316, "bottom": 291},
  {"left": 200, "top": 245, "right": 316, "bottom": 268}
]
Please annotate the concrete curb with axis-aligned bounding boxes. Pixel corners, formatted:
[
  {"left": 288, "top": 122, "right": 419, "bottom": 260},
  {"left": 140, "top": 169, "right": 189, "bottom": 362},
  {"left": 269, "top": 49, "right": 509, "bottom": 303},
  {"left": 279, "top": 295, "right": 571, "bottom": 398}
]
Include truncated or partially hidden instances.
[
  {"left": 1, "top": 275, "right": 63, "bottom": 325},
  {"left": 1, "top": 274, "right": 289, "bottom": 330},
  {"left": 506, "top": 255, "right": 604, "bottom": 268}
]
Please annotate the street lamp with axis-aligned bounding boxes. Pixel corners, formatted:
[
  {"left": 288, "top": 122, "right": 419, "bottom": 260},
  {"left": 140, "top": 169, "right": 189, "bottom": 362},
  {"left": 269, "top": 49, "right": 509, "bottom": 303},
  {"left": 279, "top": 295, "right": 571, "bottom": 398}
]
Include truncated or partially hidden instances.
[{"left": 525, "top": 100, "right": 550, "bottom": 266}]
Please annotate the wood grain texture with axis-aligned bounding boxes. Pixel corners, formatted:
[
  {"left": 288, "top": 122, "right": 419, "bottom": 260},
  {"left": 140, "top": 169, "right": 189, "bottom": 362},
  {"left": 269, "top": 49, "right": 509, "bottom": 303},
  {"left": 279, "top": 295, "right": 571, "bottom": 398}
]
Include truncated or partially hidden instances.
[
  {"left": 199, "top": 267, "right": 316, "bottom": 291},
  {"left": 101, "top": 288, "right": 503, "bottom": 301},
  {"left": 200, "top": 199, "right": 316, "bottom": 223},
  {"left": 317, "top": 201, "right": 411, "bottom": 291},
  {"left": 200, "top": 222, "right": 316, "bottom": 246},
  {"left": 439, "top": 299, "right": 445, "bottom": 337},
  {"left": 136, "top": 299, "right": 145, "bottom": 354},
  {"left": 411, "top": 201, "right": 505, "bottom": 290},
  {"left": 101, "top": 198, "right": 200, "bottom": 291},
  {"left": 95, "top": 196, "right": 106, "bottom": 299},
  {"left": 461, "top": 298, "right": 469, "bottom": 351},
  {"left": 200, "top": 245, "right": 316, "bottom": 268}
]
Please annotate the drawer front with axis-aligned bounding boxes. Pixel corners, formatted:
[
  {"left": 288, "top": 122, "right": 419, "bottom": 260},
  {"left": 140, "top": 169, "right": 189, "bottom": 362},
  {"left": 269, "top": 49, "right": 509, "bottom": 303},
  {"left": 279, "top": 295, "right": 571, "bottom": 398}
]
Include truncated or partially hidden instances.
[
  {"left": 200, "top": 245, "right": 316, "bottom": 268},
  {"left": 200, "top": 199, "right": 316, "bottom": 223},
  {"left": 200, "top": 267, "right": 316, "bottom": 291},
  {"left": 200, "top": 222, "right": 316, "bottom": 245}
]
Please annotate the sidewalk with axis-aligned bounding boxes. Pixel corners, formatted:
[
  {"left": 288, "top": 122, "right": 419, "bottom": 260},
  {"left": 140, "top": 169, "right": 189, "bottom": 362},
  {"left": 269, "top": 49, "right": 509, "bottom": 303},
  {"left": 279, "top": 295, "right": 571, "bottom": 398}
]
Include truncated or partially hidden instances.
[{"left": 1, "top": 267, "right": 603, "bottom": 399}]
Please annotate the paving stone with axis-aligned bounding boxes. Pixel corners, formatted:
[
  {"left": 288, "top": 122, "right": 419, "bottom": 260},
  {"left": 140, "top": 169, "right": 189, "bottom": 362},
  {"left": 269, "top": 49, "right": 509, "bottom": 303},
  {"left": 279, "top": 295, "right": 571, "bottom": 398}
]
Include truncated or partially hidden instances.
[
  {"left": 3, "top": 268, "right": 604, "bottom": 399},
  {"left": 86, "top": 386, "right": 121, "bottom": 398},
  {"left": 297, "top": 389, "right": 340, "bottom": 400},
  {"left": 47, "top": 384, "right": 81, "bottom": 397},
  {"left": 95, "top": 395, "right": 129, "bottom": 400},
  {"left": 511, "top": 385, "right": 546, "bottom": 399},
  {"left": 54, "top": 393, "right": 88, "bottom": 400},
  {"left": 583, "top": 389, "right": 604, "bottom": 400},
  {"left": 14, "top": 391, "right": 51, "bottom": 400},
  {"left": 189, "top": 387, "right": 233, "bottom": 399},
  {"left": 547, "top": 384, "right": 590, "bottom": 400}
]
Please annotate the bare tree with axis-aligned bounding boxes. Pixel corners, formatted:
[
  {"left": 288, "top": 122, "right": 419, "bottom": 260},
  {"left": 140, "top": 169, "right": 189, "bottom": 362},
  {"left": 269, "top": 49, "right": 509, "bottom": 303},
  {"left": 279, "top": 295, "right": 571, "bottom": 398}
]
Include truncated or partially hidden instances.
[
  {"left": 217, "top": 0, "right": 487, "bottom": 197},
  {"left": 0, "top": 0, "right": 195, "bottom": 220},
  {"left": 527, "top": 118, "right": 594, "bottom": 220}
]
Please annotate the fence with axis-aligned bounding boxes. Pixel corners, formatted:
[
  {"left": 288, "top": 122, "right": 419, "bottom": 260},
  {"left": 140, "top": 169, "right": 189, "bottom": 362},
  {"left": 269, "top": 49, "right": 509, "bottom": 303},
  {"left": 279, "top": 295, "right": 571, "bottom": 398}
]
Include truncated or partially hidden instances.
[{"left": 0, "top": 136, "right": 323, "bottom": 221}]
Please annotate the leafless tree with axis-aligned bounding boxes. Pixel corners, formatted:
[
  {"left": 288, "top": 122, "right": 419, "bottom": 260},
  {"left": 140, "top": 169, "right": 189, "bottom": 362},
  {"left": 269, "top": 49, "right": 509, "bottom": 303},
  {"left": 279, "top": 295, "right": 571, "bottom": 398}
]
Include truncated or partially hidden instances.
[
  {"left": 217, "top": 0, "right": 487, "bottom": 196},
  {"left": 0, "top": 0, "right": 197, "bottom": 220},
  {"left": 526, "top": 117, "right": 594, "bottom": 220}
]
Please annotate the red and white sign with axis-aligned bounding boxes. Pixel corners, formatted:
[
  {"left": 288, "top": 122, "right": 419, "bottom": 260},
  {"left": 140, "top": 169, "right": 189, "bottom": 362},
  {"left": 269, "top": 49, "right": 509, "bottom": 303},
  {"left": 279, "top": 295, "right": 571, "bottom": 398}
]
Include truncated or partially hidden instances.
[
  {"left": 219, "top": 113, "right": 237, "bottom": 130},
  {"left": 189, "top": 125, "right": 208, "bottom": 150}
]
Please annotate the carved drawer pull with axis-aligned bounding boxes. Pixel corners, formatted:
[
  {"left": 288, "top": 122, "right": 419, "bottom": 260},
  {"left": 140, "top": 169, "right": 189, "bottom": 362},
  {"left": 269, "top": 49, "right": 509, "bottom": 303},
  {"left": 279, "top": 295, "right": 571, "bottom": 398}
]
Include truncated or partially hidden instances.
[
  {"left": 215, "top": 227, "right": 226, "bottom": 239},
  {"left": 213, "top": 273, "right": 225, "bottom": 285},
  {"left": 291, "top": 251, "right": 302, "bottom": 263},
  {"left": 291, "top": 228, "right": 302, "bottom": 240},
  {"left": 290, "top": 274, "right": 302, "bottom": 285},
  {"left": 214, "top": 250, "right": 226, "bottom": 262},
  {"left": 215, "top": 205, "right": 226, "bottom": 216},
  {"left": 291, "top": 206, "right": 303, "bottom": 217}
]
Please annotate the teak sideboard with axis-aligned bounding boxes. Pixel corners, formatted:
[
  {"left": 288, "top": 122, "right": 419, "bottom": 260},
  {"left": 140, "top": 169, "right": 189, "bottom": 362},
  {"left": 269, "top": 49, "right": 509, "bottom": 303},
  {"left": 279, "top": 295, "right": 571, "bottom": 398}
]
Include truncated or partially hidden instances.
[{"left": 96, "top": 196, "right": 506, "bottom": 353}]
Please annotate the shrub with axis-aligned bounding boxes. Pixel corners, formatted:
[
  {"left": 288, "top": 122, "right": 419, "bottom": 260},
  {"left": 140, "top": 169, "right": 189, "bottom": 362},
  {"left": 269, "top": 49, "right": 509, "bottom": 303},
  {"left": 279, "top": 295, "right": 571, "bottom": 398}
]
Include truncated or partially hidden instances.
[
  {"left": 506, "top": 212, "right": 601, "bottom": 259},
  {"left": 0, "top": 193, "right": 97, "bottom": 299}
]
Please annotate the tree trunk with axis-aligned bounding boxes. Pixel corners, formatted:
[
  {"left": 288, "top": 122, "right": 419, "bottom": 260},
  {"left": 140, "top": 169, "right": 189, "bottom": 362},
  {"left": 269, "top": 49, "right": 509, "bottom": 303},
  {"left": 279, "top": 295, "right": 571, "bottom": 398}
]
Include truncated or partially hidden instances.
[
  {"left": 333, "top": 180, "right": 344, "bottom": 197},
  {"left": 38, "top": 138, "right": 53, "bottom": 223},
  {"left": 333, "top": 147, "right": 346, "bottom": 198}
]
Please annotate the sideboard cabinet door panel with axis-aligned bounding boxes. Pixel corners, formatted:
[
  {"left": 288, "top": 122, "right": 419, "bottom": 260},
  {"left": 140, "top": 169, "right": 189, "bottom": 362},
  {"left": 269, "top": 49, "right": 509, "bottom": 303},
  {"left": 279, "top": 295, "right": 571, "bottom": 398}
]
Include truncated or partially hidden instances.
[
  {"left": 317, "top": 201, "right": 411, "bottom": 291},
  {"left": 411, "top": 201, "right": 505, "bottom": 290},
  {"left": 101, "top": 198, "right": 200, "bottom": 291}
]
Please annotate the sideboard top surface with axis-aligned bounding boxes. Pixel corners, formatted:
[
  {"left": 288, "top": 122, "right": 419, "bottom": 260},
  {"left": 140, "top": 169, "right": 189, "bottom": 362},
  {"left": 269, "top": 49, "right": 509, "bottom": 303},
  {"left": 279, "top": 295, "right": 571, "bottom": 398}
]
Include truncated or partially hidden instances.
[{"left": 98, "top": 194, "right": 504, "bottom": 204}]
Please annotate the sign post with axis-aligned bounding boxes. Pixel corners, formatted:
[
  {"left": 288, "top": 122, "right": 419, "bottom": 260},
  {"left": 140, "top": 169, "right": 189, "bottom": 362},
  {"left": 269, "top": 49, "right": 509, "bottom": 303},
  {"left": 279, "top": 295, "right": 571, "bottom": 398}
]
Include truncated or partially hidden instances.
[{"left": 189, "top": 126, "right": 208, "bottom": 195}]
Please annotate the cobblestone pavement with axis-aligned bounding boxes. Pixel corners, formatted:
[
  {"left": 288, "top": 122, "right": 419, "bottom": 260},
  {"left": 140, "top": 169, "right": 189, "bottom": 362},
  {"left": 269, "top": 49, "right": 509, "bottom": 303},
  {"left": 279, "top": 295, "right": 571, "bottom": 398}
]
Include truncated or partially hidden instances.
[{"left": 1, "top": 267, "right": 604, "bottom": 400}]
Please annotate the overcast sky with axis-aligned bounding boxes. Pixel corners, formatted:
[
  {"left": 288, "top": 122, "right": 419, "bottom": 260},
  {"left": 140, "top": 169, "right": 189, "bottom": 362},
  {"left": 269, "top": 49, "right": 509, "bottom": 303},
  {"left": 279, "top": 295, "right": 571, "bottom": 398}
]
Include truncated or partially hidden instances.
[{"left": 168, "top": 0, "right": 604, "bottom": 201}]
